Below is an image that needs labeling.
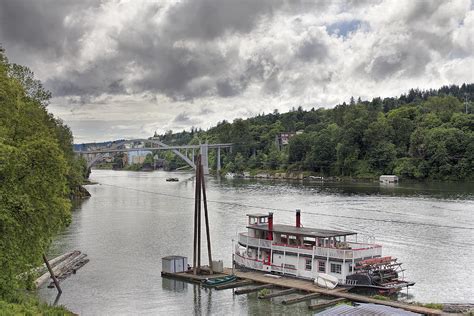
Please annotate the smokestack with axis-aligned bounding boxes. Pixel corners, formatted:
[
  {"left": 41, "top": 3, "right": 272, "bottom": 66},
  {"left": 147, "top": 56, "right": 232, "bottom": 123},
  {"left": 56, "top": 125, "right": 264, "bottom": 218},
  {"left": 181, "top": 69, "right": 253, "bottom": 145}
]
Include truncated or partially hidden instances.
[
  {"left": 296, "top": 209, "right": 301, "bottom": 228},
  {"left": 267, "top": 212, "right": 273, "bottom": 240}
]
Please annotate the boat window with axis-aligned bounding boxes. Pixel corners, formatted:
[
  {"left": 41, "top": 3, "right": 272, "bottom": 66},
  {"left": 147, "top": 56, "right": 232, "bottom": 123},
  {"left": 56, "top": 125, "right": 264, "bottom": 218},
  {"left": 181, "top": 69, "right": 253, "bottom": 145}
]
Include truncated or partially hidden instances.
[
  {"left": 305, "top": 258, "right": 312, "bottom": 270},
  {"left": 330, "top": 263, "right": 342, "bottom": 274},
  {"left": 318, "top": 261, "right": 326, "bottom": 272}
]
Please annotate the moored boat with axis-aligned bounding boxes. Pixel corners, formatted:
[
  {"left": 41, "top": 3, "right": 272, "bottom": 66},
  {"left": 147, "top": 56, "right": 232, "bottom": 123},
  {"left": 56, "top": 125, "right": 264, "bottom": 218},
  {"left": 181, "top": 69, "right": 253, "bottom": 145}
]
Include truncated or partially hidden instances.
[
  {"left": 233, "top": 210, "right": 414, "bottom": 293},
  {"left": 203, "top": 275, "right": 237, "bottom": 287},
  {"left": 166, "top": 177, "right": 179, "bottom": 182}
]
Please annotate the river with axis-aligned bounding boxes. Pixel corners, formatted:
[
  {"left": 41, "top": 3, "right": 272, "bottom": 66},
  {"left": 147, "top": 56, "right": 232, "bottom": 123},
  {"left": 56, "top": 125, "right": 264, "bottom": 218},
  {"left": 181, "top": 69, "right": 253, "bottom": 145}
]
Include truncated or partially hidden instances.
[{"left": 38, "top": 170, "right": 474, "bottom": 315}]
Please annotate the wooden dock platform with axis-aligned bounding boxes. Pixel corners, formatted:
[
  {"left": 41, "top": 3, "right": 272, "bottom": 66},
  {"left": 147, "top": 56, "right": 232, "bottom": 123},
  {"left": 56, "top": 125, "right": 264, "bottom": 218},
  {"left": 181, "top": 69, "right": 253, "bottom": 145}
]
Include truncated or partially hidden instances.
[
  {"left": 224, "top": 268, "right": 442, "bottom": 315},
  {"left": 162, "top": 267, "right": 442, "bottom": 315}
]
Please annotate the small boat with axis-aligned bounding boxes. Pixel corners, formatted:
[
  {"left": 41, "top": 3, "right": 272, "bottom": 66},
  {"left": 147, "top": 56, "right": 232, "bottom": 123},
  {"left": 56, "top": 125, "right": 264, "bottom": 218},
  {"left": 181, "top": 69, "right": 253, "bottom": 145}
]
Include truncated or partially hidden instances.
[
  {"left": 203, "top": 275, "right": 237, "bottom": 287},
  {"left": 166, "top": 178, "right": 179, "bottom": 182},
  {"left": 315, "top": 273, "right": 338, "bottom": 289}
]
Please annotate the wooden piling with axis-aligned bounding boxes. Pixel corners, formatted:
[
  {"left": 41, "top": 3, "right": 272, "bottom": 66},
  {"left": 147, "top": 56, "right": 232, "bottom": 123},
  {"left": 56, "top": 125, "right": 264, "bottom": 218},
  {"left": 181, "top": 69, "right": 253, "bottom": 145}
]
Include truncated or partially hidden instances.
[
  {"left": 258, "top": 288, "right": 298, "bottom": 299},
  {"left": 308, "top": 298, "right": 346, "bottom": 310},
  {"left": 214, "top": 280, "right": 254, "bottom": 290},
  {"left": 193, "top": 155, "right": 201, "bottom": 275},
  {"left": 282, "top": 292, "right": 321, "bottom": 305},
  {"left": 197, "top": 156, "right": 202, "bottom": 272},
  {"left": 234, "top": 284, "right": 273, "bottom": 295},
  {"left": 200, "top": 162, "right": 213, "bottom": 274}
]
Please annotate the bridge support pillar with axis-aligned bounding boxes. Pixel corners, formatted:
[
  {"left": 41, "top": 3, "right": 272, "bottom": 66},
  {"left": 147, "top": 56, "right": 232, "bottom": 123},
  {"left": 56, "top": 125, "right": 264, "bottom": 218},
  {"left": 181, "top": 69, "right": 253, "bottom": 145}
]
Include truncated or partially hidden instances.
[
  {"left": 200, "top": 143, "right": 209, "bottom": 175},
  {"left": 217, "top": 147, "right": 221, "bottom": 173}
]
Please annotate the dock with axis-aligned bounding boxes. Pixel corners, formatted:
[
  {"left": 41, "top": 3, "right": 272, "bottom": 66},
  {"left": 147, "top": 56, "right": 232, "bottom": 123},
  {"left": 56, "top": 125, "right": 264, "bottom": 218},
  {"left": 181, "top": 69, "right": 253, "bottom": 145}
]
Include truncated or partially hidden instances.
[{"left": 162, "top": 267, "right": 442, "bottom": 315}]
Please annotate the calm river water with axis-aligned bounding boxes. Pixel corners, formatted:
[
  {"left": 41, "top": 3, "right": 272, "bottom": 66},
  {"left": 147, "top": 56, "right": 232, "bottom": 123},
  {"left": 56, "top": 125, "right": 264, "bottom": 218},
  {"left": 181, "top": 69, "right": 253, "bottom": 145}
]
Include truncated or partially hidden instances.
[{"left": 38, "top": 170, "right": 474, "bottom": 315}]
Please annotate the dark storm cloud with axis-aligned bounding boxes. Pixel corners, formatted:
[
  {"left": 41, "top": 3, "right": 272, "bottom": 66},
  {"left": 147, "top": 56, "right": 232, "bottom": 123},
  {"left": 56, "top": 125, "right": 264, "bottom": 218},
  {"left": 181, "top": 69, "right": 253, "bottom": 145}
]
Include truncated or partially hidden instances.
[
  {"left": 296, "top": 38, "right": 328, "bottom": 62},
  {"left": 164, "top": 0, "right": 280, "bottom": 40},
  {"left": 0, "top": 0, "right": 98, "bottom": 58},
  {"left": 173, "top": 112, "right": 192, "bottom": 124},
  {"left": 365, "top": 40, "right": 432, "bottom": 80},
  {"left": 0, "top": 0, "right": 470, "bottom": 108}
]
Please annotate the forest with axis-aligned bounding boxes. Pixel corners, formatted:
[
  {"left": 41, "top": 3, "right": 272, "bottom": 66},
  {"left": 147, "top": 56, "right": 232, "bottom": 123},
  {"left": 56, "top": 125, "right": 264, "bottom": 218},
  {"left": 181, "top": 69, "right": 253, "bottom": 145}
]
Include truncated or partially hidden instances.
[
  {"left": 0, "top": 47, "right": 87, "bottom": 312},
  {"left": 158, "top": 84, "right": 474, "bottom": 181}
]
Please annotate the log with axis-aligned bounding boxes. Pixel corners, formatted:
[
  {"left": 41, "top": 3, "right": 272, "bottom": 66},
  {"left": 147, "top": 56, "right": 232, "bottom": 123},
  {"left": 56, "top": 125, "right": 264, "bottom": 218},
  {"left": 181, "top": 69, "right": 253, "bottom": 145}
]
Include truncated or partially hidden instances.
[
  {"left": 308, "top": 298, "right": 346, "bottom": 310},
  {"left": 234, "top": 284, "right": 273, "bottom": 295},
  {"left": 258, "top": 288, "right": 298, "bottom": 299},
  {"left": 214, "top": 280, "right": 254, "bottom": 290},
  {"left": 282, "top": 293, "right": 321, "bottom": 305}
]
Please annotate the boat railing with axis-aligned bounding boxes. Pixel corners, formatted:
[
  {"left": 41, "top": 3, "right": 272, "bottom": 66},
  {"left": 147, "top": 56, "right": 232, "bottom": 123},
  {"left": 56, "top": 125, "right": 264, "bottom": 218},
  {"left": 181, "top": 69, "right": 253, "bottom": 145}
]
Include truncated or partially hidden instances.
[
  {"left": 238, "top": 233, "right": 382, "bottom": 260},
  {"left": 238, "top": 233, "right": 273, "bottom": 249}
]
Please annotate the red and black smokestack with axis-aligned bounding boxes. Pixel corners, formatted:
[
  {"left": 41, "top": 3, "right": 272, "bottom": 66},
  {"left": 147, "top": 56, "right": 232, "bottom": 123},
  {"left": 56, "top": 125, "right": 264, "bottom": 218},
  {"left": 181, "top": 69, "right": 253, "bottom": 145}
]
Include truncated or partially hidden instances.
[
  {"left": 296, "top": 209, "right": 301, "bottom": 228},
  {"left": 267, "top": 212, "right": 273, "bottom": 240}
]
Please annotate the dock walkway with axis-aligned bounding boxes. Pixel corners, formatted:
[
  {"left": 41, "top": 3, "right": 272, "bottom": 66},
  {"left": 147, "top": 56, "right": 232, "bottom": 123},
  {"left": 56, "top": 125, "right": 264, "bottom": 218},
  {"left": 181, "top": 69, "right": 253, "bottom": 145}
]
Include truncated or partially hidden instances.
[{"left": 224, "top": 268, "right": 442, "bottom": 315}]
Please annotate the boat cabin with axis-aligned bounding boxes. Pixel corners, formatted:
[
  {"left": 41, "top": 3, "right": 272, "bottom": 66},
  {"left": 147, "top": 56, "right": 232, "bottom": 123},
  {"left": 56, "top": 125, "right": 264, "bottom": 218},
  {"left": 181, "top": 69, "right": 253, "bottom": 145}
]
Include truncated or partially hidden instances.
[{"left": 236, "top": 211, "right": 383, "bottom": 282}]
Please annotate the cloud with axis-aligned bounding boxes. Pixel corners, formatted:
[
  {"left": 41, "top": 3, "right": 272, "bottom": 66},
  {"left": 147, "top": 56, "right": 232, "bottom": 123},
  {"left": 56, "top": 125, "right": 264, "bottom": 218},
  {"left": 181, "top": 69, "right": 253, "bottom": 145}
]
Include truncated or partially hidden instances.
[{"left": 0, "top": 0, "right": 472, "bottom": 142}]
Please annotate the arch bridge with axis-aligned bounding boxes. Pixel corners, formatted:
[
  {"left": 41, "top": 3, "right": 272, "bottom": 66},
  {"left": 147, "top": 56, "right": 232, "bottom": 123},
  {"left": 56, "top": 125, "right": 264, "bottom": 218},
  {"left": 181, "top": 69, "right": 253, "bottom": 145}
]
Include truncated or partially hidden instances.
[{"left": 75, "top": 138, "right": 233, "bottom": 175}]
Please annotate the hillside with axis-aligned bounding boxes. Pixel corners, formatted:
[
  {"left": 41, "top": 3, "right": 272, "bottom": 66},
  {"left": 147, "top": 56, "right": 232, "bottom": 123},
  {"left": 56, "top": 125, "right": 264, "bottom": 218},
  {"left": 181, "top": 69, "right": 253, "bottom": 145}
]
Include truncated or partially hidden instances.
[{"left": 156, "top": 84, "right": 474, "bottom": 180}]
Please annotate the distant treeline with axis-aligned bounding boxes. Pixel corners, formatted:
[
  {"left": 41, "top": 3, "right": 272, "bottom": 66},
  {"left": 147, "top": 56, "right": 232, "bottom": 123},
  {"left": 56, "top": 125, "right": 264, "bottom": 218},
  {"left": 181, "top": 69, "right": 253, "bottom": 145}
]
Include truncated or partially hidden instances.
[
  {"left": 0, "top": 47, "right": 88, "bottom": 303},
  {"left": 158, "top": 83, "right": 474, "bottom": 180}
]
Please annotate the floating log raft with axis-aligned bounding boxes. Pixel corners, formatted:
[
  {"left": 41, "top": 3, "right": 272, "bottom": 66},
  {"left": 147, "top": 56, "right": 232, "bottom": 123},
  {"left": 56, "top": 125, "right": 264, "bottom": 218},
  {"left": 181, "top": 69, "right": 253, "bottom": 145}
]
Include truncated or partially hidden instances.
[{"left": 34, "top": 250, "right": 89, "bottom": 288}]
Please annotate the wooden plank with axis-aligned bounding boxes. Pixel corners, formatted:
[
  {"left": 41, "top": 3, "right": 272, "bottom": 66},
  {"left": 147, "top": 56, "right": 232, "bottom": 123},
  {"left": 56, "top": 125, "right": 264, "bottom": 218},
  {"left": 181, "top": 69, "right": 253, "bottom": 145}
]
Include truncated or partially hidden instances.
[
  {"left": 214, "top": 280, "right": 254, "bottom": 290},
  {"left": 235, "top": 284, "right": 273, "bottom": 295},
  {"left": 282, "top": 293, "right": 321, "bottom": 305},
  {"left": 308, "top": 298, "right": 346, "bottom": 310},
  {"left": 225, "top": 268, "right": 442, "bottom": 315},
  {"left": 258, "top": 288, "right": 298, "bottom": 299}
]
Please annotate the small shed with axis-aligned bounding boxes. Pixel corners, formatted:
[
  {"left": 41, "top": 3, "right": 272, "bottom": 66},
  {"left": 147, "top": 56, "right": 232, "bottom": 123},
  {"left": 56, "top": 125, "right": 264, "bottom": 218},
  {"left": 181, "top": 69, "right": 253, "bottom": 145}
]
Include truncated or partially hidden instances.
[
  {"left": 162, "top": 256, "right": 188, "bottom": 273},
  {"left": 379, "top": 175, "right": 399, "bottom": 184}
]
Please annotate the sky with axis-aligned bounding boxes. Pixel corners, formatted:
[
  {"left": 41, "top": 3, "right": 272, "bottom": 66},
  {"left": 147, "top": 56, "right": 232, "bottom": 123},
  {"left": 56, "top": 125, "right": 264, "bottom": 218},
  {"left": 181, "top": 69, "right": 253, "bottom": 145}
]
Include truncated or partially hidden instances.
[{"left": 1, "top": 0, "right": 473, "bottom": 143}]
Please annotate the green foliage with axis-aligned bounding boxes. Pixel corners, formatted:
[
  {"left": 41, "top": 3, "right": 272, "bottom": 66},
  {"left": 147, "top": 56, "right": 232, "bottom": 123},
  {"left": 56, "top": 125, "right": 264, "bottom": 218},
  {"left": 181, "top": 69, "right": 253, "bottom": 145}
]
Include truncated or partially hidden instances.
[
  {"left": 0, "top": 294, "right": 73, "bottom": 315},
  {"left": 0, "top": 48, "right": 85, "bottom": 303},
  {"left": 372, "top": 295, "right": 390, "bottom": 301},
  {"left": 155, "top": 83, "right": 473, "bottom": 180}
]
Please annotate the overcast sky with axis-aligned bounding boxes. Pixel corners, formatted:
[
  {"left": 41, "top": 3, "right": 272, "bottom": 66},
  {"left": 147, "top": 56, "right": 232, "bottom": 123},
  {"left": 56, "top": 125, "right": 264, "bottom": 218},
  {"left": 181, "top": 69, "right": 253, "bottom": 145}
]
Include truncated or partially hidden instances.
[{"left": 1, "top": 0, "right": 473, "bottom": 143}]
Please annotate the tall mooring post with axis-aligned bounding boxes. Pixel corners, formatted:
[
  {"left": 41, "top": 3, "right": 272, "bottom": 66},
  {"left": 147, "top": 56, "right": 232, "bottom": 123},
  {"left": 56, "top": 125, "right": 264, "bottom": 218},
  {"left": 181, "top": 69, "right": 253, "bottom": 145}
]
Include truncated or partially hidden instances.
[
  {"left": 192, "top": 155, "right": 213, "bottom": 275},
  {"left": 217, "top": 147, "right": 221, "bottom": 172},
  {"left": 200, "top": 142, "right": 209, "bottom": 175}
]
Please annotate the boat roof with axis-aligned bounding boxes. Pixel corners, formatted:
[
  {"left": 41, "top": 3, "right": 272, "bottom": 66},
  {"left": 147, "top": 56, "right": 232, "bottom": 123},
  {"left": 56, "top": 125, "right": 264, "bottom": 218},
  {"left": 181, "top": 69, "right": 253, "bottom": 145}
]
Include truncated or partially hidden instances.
[
  {"left": 246, "top": 213, "right": 270, "bottom": 218},
  {"left": 247, "top": 224, "right": 356, "bottom": 238}
]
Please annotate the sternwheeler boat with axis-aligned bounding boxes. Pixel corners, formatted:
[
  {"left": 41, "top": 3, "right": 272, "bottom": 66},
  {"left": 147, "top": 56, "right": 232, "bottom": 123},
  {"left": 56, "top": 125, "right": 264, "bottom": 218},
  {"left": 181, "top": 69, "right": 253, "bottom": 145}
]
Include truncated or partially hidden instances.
[{"left": 233, "top": 211, "right": 415, "bottom": 294}]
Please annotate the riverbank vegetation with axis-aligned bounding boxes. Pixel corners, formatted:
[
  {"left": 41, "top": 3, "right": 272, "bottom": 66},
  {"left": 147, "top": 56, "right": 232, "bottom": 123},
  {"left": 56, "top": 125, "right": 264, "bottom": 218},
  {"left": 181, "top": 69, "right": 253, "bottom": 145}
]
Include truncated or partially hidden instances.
[
  {"left": 156, "top": 84, "right": 473, "bottom": 181},
  {"left": 0, "top": 47, "right": 88, "bottom": 311}
]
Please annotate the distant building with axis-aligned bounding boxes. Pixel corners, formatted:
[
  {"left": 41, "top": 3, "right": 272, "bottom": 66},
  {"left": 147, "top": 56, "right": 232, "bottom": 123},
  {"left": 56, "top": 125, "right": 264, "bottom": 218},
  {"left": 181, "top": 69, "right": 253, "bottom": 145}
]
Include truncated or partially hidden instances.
[
  {"left": 379, "top": 175, "right": 399, "bottom": 184},
  {"left": 128, "top": 150, "right": 152, "bottom": 165},
  {"left": 275, "top": 132, "right": 296, "bottom": 150}
]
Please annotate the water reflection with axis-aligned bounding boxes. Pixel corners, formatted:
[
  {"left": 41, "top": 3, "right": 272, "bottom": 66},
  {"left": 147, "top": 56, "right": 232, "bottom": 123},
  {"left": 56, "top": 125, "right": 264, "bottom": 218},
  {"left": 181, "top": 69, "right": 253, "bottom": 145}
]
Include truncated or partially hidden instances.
[{"left": 162, "top": 278, "right": 187, "bottom": 292}]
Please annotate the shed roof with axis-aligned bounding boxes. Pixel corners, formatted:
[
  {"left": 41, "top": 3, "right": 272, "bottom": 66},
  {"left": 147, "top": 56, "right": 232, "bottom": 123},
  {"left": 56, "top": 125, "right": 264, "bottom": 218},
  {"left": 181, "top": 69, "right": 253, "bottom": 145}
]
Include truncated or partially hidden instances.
[
  {"left": 247, "top": 224, "right": 356, "bottom": 238},
  {"left": 315, "top": 303, "right": 420, "bottom": 315},
  {"left": 162, "top": 255, "right": 187, "bottom": 260}
]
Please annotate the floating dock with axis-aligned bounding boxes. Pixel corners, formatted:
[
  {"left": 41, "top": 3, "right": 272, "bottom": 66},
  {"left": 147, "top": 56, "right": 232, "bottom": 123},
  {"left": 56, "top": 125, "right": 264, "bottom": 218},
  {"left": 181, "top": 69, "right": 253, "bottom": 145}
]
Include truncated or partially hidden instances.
[{"left": 161, "top": 267, "right": 442, "bottom": 315}]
